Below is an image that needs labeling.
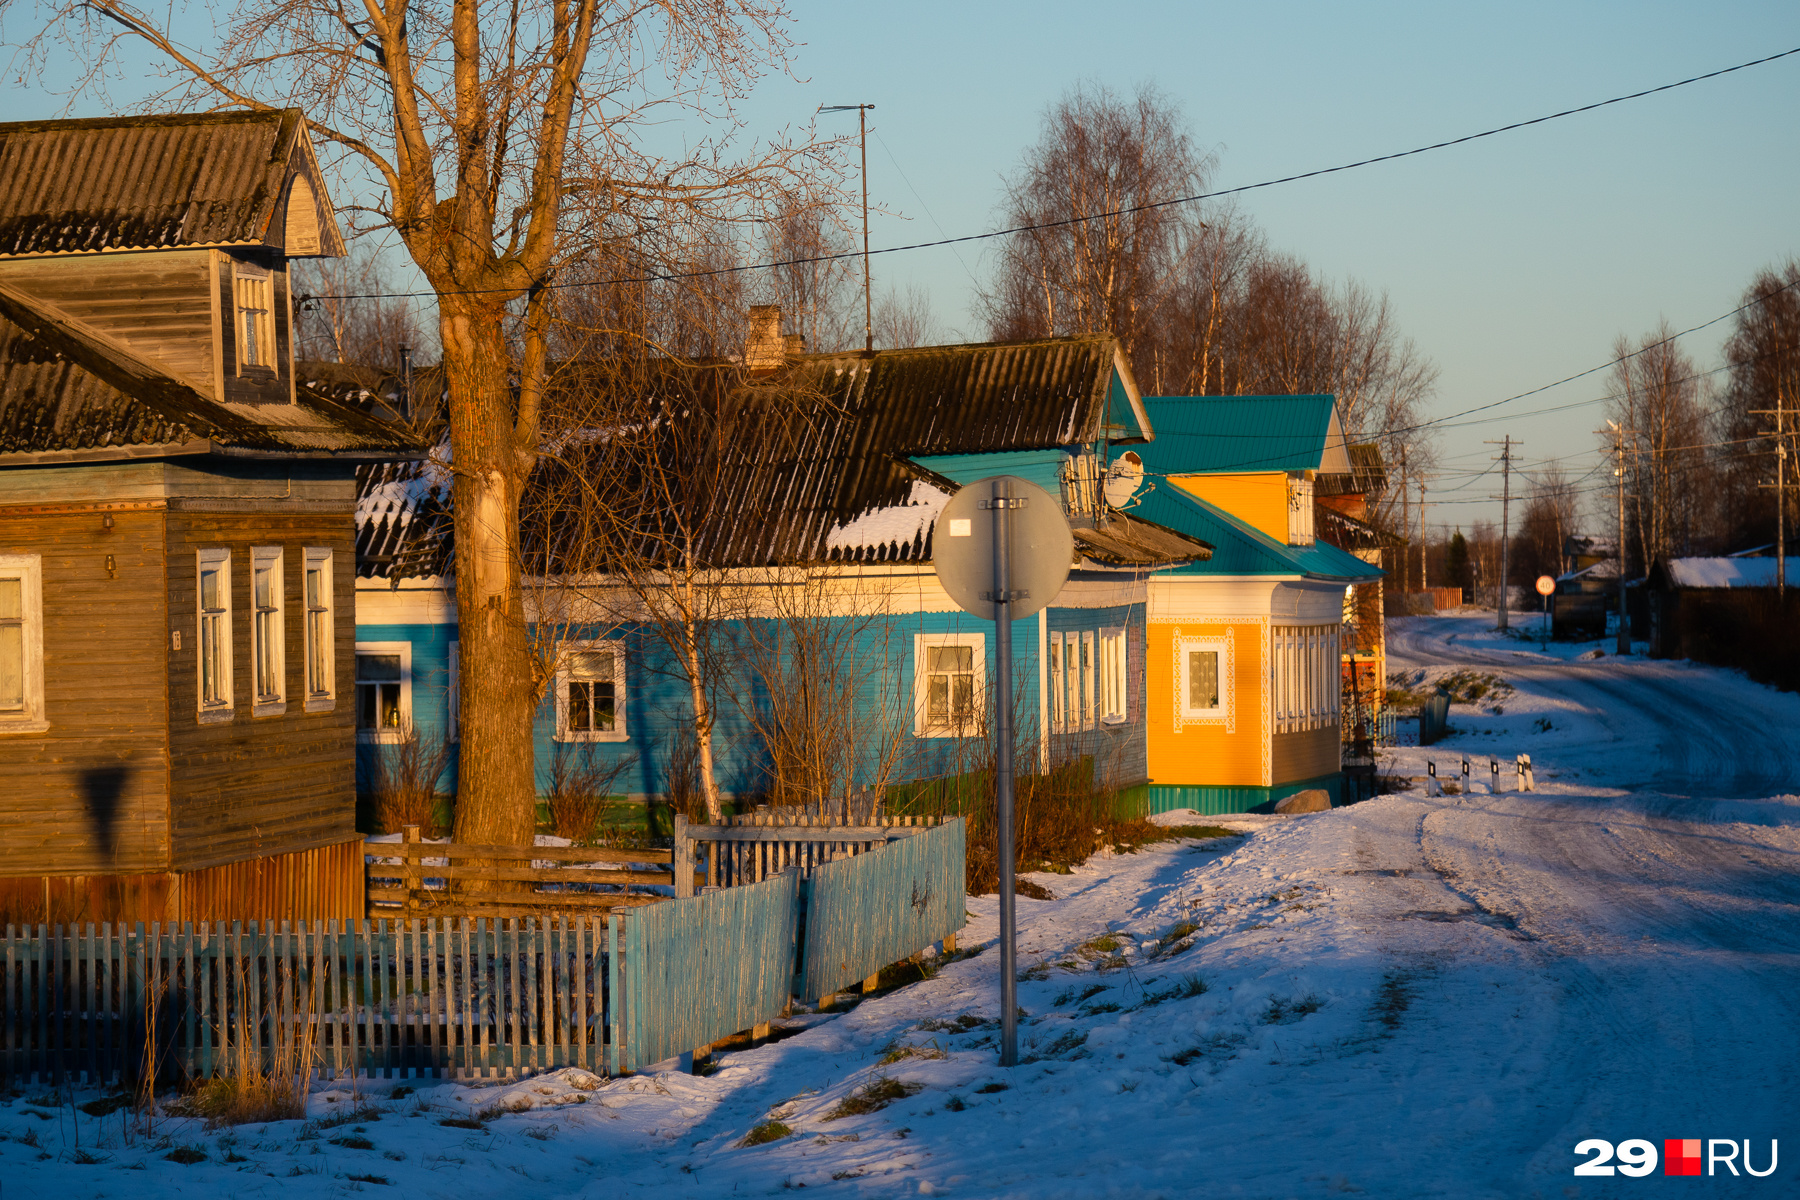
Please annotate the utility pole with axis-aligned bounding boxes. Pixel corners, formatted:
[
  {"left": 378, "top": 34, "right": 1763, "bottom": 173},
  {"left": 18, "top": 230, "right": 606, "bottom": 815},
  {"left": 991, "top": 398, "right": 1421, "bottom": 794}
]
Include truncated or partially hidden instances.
[
  {"left": 1753, "top": 390, "right": 1789, "bottom": 597},
  {"left": 1487, "top": 436, "right": 1517, "bottom": 630},
  {"left": 821, "top": 104, "right": 877, "bottom": 353},
  {"left": 1398, "top": 444, "right": 1411, "bottom": 603},
  {"left": 1606, "top": 422, "right": 1631, "bottom": 654},
  {"left": 1417, "top": 477, "right": 1428, "bottom": 593}
]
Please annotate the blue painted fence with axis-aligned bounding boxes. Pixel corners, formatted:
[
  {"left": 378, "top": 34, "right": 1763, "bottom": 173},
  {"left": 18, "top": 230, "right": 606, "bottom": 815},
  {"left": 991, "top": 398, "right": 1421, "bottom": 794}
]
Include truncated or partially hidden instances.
[{"left": 800, "top": 818, "right": 966, "bottom": 1002}]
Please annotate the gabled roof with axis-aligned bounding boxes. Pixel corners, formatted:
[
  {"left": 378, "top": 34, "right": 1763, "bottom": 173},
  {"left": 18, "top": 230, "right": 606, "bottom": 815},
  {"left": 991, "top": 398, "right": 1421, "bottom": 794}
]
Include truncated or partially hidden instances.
[
  {"left": 1136, "top": 395, "right": 1351, "bottom": 476},
  {"left": 1130, "top": 480, "right": 1381, "bottom": 583},
  {"left": 1650, "top": 557, "right": 1779, "bottom": 590},
  {"left": 355, "top": 337, "right": 1205, "bottom": 580},
  {"left": 0, "top": 281, "right": 421, "bottom": 461},
  {"left": 0, "top": 108, "right": 344, "bottom": 258}
]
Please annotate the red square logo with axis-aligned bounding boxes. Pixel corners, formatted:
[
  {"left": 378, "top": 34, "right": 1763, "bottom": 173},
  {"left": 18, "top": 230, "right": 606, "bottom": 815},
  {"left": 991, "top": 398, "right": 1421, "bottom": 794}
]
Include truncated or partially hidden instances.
[{"left": 1665, "top": 1139, "right": 1703, "bottom": 1176}]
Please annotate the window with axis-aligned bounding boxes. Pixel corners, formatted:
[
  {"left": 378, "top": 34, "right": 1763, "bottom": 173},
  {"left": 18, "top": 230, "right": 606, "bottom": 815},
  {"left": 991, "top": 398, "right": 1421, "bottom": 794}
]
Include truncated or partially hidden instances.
[
  {"left": 0, "top": 554, "right": 46, "bottom": 733},
  {"left": 234, "top": 262, "right": 276, "bottom": 372},
  {"left": 302, "top": 547, "right": 334, "bottom": 711},
  {"left": 1176, "top": 634, "right": 1232, "bottom": 725},
  {"left": 1079, "top": 631, "right": 1096, "bottom": 729},
  {"left": 250, "top": 546, "right": 285, "bottom": 715},
  {"left": 1287, "top": 476, "right": 1315, "bottom": 546},
  {"left": 355, "top": 641, "right": 411, "bottom": 742},
  {"left": 1099, "top": 627, "right": 1127, "bottom": 723},
  {"left": 1047, "top": 637, "right": 1064, "bottom": 731},
  {"left": 196, "top": 548, "right": 233, "bottom": 721},
  {"left": 1272, "top": 624, "right": 1340, "bottom": 733},
  {"left": 555, "top": 642, "right": 627, "bottom": 742},
  {"left": 914, "top": 633, "right": 984, "bottom": 737}
]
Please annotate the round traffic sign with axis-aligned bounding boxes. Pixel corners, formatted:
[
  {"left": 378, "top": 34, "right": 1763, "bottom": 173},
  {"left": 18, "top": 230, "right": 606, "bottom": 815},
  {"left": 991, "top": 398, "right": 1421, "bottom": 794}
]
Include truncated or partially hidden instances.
[
  {"left": 1535, "top": 575, "right": 1556, "bottom": 596},
  {"left": 933, "top": 475, "right": 1073, "bottom": 621}
]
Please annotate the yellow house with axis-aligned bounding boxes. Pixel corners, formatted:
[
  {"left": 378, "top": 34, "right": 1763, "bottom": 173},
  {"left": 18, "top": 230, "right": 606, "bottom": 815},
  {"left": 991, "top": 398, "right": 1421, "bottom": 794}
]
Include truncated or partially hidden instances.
[{"left": 1123, "top": 396, "right": 1382, "bottom": 813}]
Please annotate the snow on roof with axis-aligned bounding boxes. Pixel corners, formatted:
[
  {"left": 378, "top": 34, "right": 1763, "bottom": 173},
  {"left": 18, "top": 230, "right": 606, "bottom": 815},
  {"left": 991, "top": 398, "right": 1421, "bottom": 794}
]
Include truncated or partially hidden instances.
[
  {"left": 823, "top": 478, "right": 950, "bottom": 553},
  {"left": 1665, "top": 557, "right": 1781, "bottom": 589},
  {"left": 1557, "top": 559, "right": 1619, "bottom": 583}
]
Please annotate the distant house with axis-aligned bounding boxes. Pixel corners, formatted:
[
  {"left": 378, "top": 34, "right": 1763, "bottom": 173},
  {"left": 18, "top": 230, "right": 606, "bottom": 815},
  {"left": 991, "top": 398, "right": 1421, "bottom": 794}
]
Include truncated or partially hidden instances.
[
  {"left": 0, "top": 110, "right": 421, "bottom": 927},
  {"left": 354, "top": 326, "right": 1210, "bottom": 812},
  {"left": 1551, "top": 559, "right": 1618, "bottom": 639},
  {"left": 1121, "top": 395, "right": 1382, "bottom": 813},
  {"left": 1644, "top": 554, "right": 1783, "bottom": 659}
]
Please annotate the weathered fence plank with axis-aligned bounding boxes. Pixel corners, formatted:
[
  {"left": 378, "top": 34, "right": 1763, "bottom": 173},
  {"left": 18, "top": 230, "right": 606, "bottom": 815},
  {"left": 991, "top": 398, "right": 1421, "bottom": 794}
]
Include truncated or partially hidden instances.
[{"left": 801, "top": 818, "right": 967, "bottom": 1002}]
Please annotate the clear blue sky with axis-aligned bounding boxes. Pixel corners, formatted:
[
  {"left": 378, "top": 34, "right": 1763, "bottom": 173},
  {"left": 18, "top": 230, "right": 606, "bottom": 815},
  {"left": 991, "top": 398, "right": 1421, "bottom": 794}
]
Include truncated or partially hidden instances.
[{"left": 9, "top": 1, "right": 1799, "bottom": 532}]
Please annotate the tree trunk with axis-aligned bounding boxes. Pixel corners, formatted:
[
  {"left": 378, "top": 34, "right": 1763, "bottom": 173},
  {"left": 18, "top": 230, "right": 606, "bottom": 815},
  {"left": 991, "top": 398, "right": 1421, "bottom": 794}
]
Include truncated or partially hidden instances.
[
  {"left": 442, "top": 295, "right": 539, "bottom": 848},
  {"left": 681, "top": 611, "right": 725, "bottom": 823}
]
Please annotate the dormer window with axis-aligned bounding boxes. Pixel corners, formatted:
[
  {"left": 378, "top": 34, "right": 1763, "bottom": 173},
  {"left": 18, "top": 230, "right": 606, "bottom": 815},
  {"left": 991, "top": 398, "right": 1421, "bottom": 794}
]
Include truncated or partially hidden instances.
[{"left": 234, "top": 262, "right": 276, "bottom": 373}]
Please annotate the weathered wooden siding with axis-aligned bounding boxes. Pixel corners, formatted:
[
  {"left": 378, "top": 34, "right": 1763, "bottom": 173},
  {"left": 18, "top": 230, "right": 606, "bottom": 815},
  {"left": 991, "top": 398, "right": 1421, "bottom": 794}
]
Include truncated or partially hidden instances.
[
  {"left": 214, "top": 250, "right": 295, "bottom": 406},
  {"left": 0, "top": 505, "right": 170, "bottom": 876},
  {"left": 164, "top": 509, "right": 356, "bottom": 870},
  {"left": 0, "top": 250, "right": 217, "bottom": 395},
  {"left": 0, "top": 838, "right": 362, "bottom": 927},
  {"left": 1271, "top": 725, "right": 1339, "bottom": 784}
]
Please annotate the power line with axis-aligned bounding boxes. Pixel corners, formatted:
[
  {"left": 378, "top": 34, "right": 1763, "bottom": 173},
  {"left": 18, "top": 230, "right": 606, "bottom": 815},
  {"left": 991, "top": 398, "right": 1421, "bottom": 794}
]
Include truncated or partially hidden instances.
[{"left": 300, "top": 45, "right": 1800, "bottom": 304}]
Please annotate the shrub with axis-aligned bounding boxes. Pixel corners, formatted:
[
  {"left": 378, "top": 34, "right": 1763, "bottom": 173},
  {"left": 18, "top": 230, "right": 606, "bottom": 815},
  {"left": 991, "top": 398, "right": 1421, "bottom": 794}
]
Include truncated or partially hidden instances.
[{"left": 542, "top": 742, "right": 637, "bottom": 844}]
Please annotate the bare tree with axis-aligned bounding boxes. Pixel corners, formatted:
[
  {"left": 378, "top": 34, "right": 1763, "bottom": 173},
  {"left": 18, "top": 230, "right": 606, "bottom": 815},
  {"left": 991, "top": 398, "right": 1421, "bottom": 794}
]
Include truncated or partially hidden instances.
[
  {"left": 1607, "top": 322, "right": 1713, "bottom": 572},
  {"left": 20, "top": 0, "right": 840, "bottom": 844},
  {"left": 293, "top": 240, "right": 427, "bottom": 369},
  {"left": 1509, "top": 464, "right": 1580, "bottom": 587},
  {"left": 980, "top": 80, "right": 1213, "bottom": 369},
  {"left": 873, "top": 283, "right": 939, "bottom": 350},
  {"left": 1719, "top": 260, "right": 1800, "bottom": 547},
  {"left": 757, "top": 201, "right": 857, "bottom": 352}
]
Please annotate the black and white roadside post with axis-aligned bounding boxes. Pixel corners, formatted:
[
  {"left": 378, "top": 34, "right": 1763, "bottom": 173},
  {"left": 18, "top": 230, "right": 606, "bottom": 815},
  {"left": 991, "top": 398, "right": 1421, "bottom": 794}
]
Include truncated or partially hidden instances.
[{"left": 933, "top": 475, "right": 1073, "bottom": 1069}]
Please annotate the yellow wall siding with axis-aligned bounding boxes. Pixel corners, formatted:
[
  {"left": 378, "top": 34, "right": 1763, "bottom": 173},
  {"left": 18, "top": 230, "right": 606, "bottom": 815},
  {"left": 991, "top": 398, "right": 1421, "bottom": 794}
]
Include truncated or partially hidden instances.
[
  {"left": 1171, "top": 473, "right": 1289, "bottom": 541},
  {"left": 1145, "top": 618, "right": 1268, "bottom": 788}
]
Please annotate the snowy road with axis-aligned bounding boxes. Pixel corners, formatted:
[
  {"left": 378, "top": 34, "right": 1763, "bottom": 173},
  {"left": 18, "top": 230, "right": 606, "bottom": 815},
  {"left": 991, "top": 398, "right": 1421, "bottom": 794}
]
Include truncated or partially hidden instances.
[{"left": 11, "top": 614, "right": 1799, "bottom": 1198}]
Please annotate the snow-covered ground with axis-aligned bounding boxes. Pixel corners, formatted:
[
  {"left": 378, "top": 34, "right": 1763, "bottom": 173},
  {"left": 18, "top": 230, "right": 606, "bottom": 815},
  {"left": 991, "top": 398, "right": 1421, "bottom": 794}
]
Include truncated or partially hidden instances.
[{"left": 9, "top": 613, "right": 1799, "bottom": 1198}]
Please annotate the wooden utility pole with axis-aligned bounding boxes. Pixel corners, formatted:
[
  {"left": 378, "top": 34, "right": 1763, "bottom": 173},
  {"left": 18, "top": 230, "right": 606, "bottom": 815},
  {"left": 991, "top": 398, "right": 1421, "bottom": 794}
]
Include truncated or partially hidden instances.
[
  {"left": 1398, "top": 444, "right": 1411, "bottom": 605},
  {"left": 1487, "top": 437, "right": 1517, "bottom": 630},
  {"left": 1753, "top": 392, "right": 1789, "bottom": 596},
  {"left": 1417, "top": 478, "right": 1428, "bottom": 593},
  {"left": 822, "top": 103, "right": 878, "bottom": 352}
]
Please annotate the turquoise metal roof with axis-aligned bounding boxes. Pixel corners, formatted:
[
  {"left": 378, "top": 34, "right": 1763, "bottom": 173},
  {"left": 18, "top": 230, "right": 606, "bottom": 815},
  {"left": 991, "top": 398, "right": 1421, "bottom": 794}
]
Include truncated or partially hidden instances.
[
  {"left": 1138, "top": 395, "right": 1335, "bottom": 475},
  {"left": 1130, "top": 480, "right": 1381, "bottom": 582}
]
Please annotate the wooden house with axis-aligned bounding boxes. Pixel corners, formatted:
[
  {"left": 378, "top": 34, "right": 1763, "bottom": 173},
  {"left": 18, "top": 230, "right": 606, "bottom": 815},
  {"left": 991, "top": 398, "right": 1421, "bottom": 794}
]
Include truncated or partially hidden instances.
[
  {"left": 1122, "top": 395, "right": 1383, "bottom": 813},
  {"left": 352, "top": 327, "right": 1211, "bottom": 811},
  {"left": 0, "top": 109, "right": 422, "bottom": 926}
]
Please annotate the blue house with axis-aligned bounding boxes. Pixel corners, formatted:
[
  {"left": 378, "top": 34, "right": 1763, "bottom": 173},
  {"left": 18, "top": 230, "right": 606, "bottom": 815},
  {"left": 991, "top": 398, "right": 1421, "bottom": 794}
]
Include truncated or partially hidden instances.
[{"left": 352, "top": 327, "right": 1210, "bottom": 817}]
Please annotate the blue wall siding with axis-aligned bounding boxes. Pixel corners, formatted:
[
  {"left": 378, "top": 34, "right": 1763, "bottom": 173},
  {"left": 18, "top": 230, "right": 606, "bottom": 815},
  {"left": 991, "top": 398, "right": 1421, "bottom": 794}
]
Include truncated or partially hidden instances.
[{"left": 355, "top": 599, "right": 1169, "bottom": 800}]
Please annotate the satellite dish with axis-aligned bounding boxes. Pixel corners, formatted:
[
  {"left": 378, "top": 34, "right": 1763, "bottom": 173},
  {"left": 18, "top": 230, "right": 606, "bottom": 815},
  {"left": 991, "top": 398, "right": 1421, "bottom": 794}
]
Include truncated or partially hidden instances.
[
  {"left": 1104, "top": 450, "right": 1145, "bottom": 508},
  {"left": 933, "top": 476, "right": 1073, "bottom": 622}
]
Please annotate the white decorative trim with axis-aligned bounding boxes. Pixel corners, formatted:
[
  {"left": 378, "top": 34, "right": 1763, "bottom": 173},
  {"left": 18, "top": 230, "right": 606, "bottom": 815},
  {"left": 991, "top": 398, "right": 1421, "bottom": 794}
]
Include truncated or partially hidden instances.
[
  {"left": 553, "top": 640, "right": 629, "bottom": 743},
  {"left": 355, "top": 640, "right": 412, "bottom": 744},
  {"left": 249, "top": 544, "right": 286, "bottom": 717},
  {"left": 0, "top": 553, "right": 47, "bottom": 734},
  {"left": 1173, "top": 629, "right": 1234, "bottom": 733},
  {"left": 195, "top": 547, "right": 234, "bottom": 722},
  {"left": 913, "top": 631, "right": 985, "bottom": 739}
]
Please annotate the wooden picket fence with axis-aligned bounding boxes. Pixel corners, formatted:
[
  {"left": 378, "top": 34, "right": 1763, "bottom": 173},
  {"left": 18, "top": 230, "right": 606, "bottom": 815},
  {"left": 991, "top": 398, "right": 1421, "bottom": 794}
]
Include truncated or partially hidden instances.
[
  {"left": 365, "top": 830, "right": 686, "bottom": 918},
  {"left": 3, "top": 818, "right": 967, "bottom": 1085},
  {"left": 673, "top": 812, "right": 953, "bottom": 895}
]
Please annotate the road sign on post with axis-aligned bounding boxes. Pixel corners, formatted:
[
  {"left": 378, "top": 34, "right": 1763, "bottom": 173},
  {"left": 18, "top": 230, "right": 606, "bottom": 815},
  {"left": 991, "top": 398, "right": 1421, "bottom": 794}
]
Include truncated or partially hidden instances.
[{"left": 933, "top": 476, "right": 1073, "bottom": 1068}]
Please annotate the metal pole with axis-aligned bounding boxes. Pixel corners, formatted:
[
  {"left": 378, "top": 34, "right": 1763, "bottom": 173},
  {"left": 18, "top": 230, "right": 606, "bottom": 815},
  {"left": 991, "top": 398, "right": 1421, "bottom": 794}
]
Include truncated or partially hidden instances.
[
  {"left": 1615, "top": 426, "right": 1630, "bottom": 655},
  {"left": 860, "top": 106, "right": 873, "bottom": 354},
  {"left": 992, "top": 478, "right": 1018, "bottom": 1068}
]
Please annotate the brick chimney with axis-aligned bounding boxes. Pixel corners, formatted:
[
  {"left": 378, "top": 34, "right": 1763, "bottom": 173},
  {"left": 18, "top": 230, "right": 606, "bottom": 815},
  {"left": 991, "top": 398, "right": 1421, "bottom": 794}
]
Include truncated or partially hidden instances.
[{"left": 746, "top": 305, "right": 784, "bottom": 372}]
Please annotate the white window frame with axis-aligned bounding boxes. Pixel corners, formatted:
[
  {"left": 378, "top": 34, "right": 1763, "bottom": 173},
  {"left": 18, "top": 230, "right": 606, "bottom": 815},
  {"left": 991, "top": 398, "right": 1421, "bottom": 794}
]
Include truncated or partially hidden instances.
[
  {"left": 0, "top": 553, "right": 47, "bottom": 734},
  {"left": 1079, "top": 630, "right": 1096, "bottom": 730},
  {"left": 1271, "top": 624, "right": 1340, "bottom": 733},
  {"left": 302, "top": 546, "right": 335, "bottom": 712},
  {"left": 554, "top": 640, "right": 628, "bottom": 743},
  {"left": 233, "top": 260, "right": 277, "bottom": 374},
  {"left": 1047, "top": 635, "right": 1065, "bottom": 732},
  {"left": 1288, "top": 476, "right": 1316, "bottom": 546},
  {"left": 1099, "top": 626, "right": 1127, "bottom": 724},
  {"left": 196, "top": 548, "right": 234, "bottom": 723},
  {"left": 913, "top": 632, "right": 985, "bottom": 739},
  {"left": 355, "top": 640, "right": 412, "bottom": 744},
  {"left": 1177, "top": 635, "right": 1231, "bottom": 724},
  {"left": 250, "top": 545, "right": 286, "bottom": 716}
]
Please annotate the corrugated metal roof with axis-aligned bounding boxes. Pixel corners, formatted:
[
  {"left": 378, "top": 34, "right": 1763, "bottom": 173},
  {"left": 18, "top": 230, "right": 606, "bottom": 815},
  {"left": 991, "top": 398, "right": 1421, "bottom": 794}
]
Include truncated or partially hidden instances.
[
  {"left": 0, "top": 282, "right": 424, "bottom": 460},
  {"left": 357, "top": 337, "right": 1205, "bottom": 580},
  {"left": 1132, "top": 481, "right": 1381, "bottom": 583},
  {"left": 1137, "top": 395, "right": 1337, "bottom": 475},
  {"left": 0, "top": 109, "right": 337, "bottom": 257}
]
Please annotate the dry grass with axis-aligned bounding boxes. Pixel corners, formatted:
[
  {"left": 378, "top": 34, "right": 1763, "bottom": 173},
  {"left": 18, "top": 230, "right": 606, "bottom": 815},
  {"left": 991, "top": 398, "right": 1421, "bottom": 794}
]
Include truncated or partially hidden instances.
[
  {"left": 369, "top": 724, "right": 453, "bottom": 837},
  {"left": 180, "top": 963, "right": 318, "bottom": 1128},
  {"left": 822, "top": 1077, "right": 921, "bottom": 1121},
  {"left": 542, "top": 741, "right": 636, "bottom": 844},
  {"left": 739, "top": 1119, "right": 793, "bottom": 1146}
]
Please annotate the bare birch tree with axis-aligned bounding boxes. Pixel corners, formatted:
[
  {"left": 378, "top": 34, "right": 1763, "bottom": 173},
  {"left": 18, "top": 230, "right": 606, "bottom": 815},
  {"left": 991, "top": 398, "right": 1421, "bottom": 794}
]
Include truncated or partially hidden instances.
[
  {"left": 1719, "top": 260, "right": 1800, "bottom": 547},
  {"left": 18, "top": 0, "right": 836, "bottom": 844},
  {"left": 1607, "top": 322, "right": 1712, "bottom": 571}
]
